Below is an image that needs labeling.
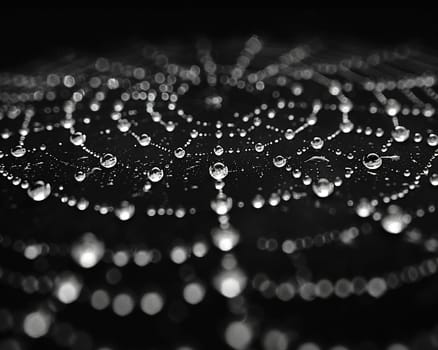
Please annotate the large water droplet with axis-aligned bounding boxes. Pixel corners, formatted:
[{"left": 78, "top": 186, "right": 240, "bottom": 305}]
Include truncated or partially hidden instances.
[
  {"left": 70, "top": 131, "right": 86, "bottom": 146},
  {"left": 11, "top": 145, "right": 26, "bottom": 157},
  {"left": 312, "top": 178, "right": 334, "bottom": 198},
  {"left": 54, "top": 273, "right": 82, "bottom": 304},
  {"left": 211, "top": 226, "right": 240, "bottom": 251},
  {"left": 174, "top": 147, "right": 185, "bottom": 159},
  {"left": 385, "top": 99, "right": 400, "bottom": 116},
  {"left": 71, "top": 233, "right": 105, "bottom": 268},
  {"left": 74, "top": 170, "right": 86, "bottom": 182},
  {"left": 339, "top": 99, "right": 353, "bottom": 113},
  {"left": 148, "top": 167, "right": 164, "bottom": 182},
  {"left": 255, "top": 143, "right": 264, "bottom": 152},
  {"left": 209, "top": 162, "right": 228, "bottom": 181},
  {"left": 273, "top": 155, "right": 286, "bottom": 168},
  {"left": 115, "top": 201, "right": 135, "bottom": 221},
  {"left": 311, "top": 137, "right": 324, "bottom": 150},
  {"left": 211, "top": 193, "right": 233, "bottom": 215},
  {"left": 363, "top": 153, "right": 382, "bottom": 170},
  {"left": 355, "top": 198, "right": 375, "bottom": 217},
  {"left": 392, "top": 126, "right": 410, "bottom": 143},
  {"left": 214, "top": 268, "right": 247, "bottom": 298},
  {"left": 381, "top": 205, "right": 411, "bottom": 234},
  {"left": 214, "top": 145, "right": 224, "bottom": 156},
  {"left": 27, "top": 181, "right": 51, "bottom": 201},
  {"left": 430, "top": 173, "right": 438, "bottom": 186},
  {"left": 100, "top": 153, "right": 117, "bottom": 168},
  {"left": 427, "top": 133, "right": 438, "bottom": 147},
  {"left": 284, "top": 129, "right": 295, "bottom": 140},
  {"left": 138, "top": 133, "right": 151, "bottom": 146}
]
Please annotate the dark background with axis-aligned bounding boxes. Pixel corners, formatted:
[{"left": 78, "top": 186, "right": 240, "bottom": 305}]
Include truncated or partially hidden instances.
[{"left": 0, "top": 7, "right": 436, "bottom": 69}]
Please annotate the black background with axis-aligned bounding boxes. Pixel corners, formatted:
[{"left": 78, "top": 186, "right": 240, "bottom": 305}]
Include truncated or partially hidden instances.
[{"left": 0, "top": 7, "right": 436, "bottom": 69}]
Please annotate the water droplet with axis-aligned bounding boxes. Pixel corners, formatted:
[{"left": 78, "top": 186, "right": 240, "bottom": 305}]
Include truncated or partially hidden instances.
[
  {"left": 148, "top": 167, "right": 164, "bottom": 182},
  {"left": 211, "top": 193, "right": 233, "bottom": 215},
  {"left": 211, "top": 226, "right": 240, "bottom": 251},
  {"left": 225, "top": 321, "right": 253, "bottom": 350},
  {"left": 312, "top": 178, "right": 334, "bottom": 198},
  {"left": 54, "top": 273, "right": 82, "bottom": 304},
  {"left": 392, "top": 126, "right": 410, "bottom": 143},
  {"left": 339, "top": 99, "right": 353, "bottom": 113},
  {"left": 329, "top": 81, "right": 342, "bottom": 96},
  {"left": 11, "top": 145, "right": 26, "bottom": 157},
  {"left": 355, "top": 198, "right": 375, "bottom": 217},
  {"left": 70, "top": 131, "right": 86, "bottom": 146},
  {"left": 117, "top": 118, "right": 131, "bottom": 132},
  {"left": 214, "top": 268, "right": 247, "bottom": 298},
  {"left": 74, "top": 170, "right": 86, "bottom": 182},
  {"left": 427, "top": 133, "right": 438, "bottom": 147},
  {"left": 255, "top": 143, "right": 264, "bottom": 152},
  {"left": 143, "top": 181, "right": 152, "bottom": 192},
  {"left": 363, "top": 153, "right": 382, "bottom": 170},
  {"left": 284, "top": 129, "right": 295, "bottom": 140},
  {"left": 430, "top": 173, "right": 438, "bottom": 186},
  {"left": 209, "top": 162, "right": 228, "bottom": 181},
  {"left": 174, "top": 147, "right": 185, "bottom": 158},
  {"left": 311, "top": 137, "right": 324, "bottom": 150},
  {"left": 100, "top": 153, "right": 117, "bottom": 168},
  {"left": 340, "top": 120, "right": 354, "bottom": 133},
  {"left": 249, "top": 194, "right": 264, "bottom": 209},
  {"left": 381, "top": 205, "right": 411, "bottom": 234},
  {"left": 205, "top": 95, "right": 223, "bottom": 109},
  {"left": 385, "top": 99, "right": 400, "bottom": 116},
  {"left": 273, "top": 155, "right": 286, "bottom": 168},
  {"left": 27, "top": 181, "right": 51, "bottom": 201},
  {"left": 115, "top": 201, "right": 135, "bottom": 221},
  {"left": 214, "top": 145, "right": 224, "bottom": 156},
  {"left": 71, "top": 233, "right": 105, "bottom": 268},
  {"left": 23, "top": 310, "right": 52, "bottom": 338},
  {"left": 138, "top": 133, "right": 151, "bottom": 146}
]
